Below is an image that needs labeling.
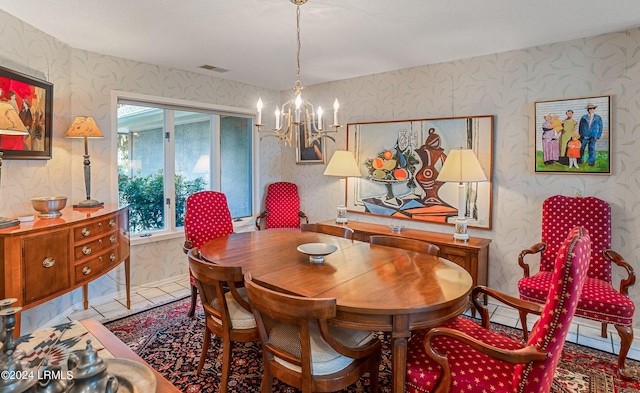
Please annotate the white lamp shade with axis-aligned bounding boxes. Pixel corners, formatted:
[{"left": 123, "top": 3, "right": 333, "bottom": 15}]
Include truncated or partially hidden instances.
[
  {"left": 324, "top": 150, "right": 361, "bottom": 177},
  {"left": 436, "top": 149, "right": 487, "bottom": 183}
]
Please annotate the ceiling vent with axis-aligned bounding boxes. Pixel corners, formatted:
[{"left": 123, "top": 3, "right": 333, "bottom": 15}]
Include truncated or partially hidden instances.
[{"left": 198, "top": 64, "right": 229, "bottom": 73}]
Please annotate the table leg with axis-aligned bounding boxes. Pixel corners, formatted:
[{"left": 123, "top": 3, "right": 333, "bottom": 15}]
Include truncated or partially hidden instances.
[
  {"left": 82, "top": 284, "right": 89, "bottom": 309},
  {"left": 391, "top": 314, "right": 411, "bottom": 393},
  {"left": 125, "top": 257, "right": 131, "bottom": 309}
]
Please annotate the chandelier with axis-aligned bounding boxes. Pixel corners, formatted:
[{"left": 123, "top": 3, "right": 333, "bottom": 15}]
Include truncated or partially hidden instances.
[{"left": 256, "top": 0, "right": 340, "bottom": 146}]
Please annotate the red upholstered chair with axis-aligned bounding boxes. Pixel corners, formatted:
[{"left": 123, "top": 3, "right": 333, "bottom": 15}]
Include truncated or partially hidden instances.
[
  {"left": 255, "top": 182, "right": 308, "bottom": 230},
  {"left": 517, "top": 195, "right": 636, "bottom": 378},
  {"left": 406, "top": 226, "right": 591, "bottom": 393},
  {"left": 183, "top": 191, "right": 234, "bottom": 318}
]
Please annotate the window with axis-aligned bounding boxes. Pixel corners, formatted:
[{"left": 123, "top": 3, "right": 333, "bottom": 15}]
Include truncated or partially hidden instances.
[{"left": 116, "top": 94, "right": 256, "bottom": 237}]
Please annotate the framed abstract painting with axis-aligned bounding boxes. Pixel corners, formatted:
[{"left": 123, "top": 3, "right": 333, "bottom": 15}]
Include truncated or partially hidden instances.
[
  {"left": 0, "top": 65, "right": 53, "bottom": 160},
  {"left": 533, "top": 95, "right": 611, "bottom": 174},
  {"left": 346, "top": 116, "right": 494, "bottom": 230}
]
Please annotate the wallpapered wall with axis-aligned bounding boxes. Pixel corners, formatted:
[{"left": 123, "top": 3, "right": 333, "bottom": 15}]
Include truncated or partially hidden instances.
[
  {"left": 2, "top": 9, "right": 640, "bottom": 332},
  {"left": 281, "top": 30, "right": 640, "bottom": 326}
]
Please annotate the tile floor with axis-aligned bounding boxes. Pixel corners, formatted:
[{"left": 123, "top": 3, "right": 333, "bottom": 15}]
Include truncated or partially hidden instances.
[{"left": 67, "top": 275, "right": 640, "bottom": 362}]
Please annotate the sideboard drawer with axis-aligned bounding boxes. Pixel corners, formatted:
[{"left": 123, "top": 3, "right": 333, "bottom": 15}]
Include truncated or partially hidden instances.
[
  {"left": 73, "top": 216, "right": 118, "bottom": 241},
  {"left": 74, "top": 247, "right": 119, "bottom": 284},
  {"left": 73, "top": 230, "right": 118, "bottom": 259}
]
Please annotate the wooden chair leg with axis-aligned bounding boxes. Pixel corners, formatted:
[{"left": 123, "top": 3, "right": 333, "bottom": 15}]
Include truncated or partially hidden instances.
[
  {"left": 197, "top": 327, "right": 211, "bottom": 374},
  {"left": 369, "top": 347, "right": 380, "bottom": 393},
  {"left": 261, "top": 362, "right": 273, "bottom": 393},
  {"left": 601, "top": 322, "right": 608, "bottom": 338},
  {"left": 188, "top": 285, "right": 197, "bottom": 318},
  {"left": 615, "top": 324, "right": 634, "bottom": 380},
  {"left": 220, "top": 337, "right": 233, "bottom": 393}
]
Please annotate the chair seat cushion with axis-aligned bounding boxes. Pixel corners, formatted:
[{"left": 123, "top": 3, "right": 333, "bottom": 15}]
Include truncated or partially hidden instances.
[
  {"left": 518, "top": 272, "right": 635, "bottom": 326},
  {"left": 211, "top": 288, "right": 256, "bottom": 330},
  {"left": 269, "top": 322, "right": 375, "bottom": 376},
  {"left": 406, "top": 317, "right": 524, "bottom": 393}
]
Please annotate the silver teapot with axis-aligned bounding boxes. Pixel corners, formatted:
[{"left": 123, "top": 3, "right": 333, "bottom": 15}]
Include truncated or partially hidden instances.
[{"left": 66, "top": 340, "right": 118, "bottom": 393}]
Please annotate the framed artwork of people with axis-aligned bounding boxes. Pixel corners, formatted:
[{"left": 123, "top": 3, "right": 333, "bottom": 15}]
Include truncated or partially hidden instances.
[
  {"left": 0, "top": 66, "right": 53, "bottom": 160},
  {"left": 533, "top": 95, "right": 611, "bottom": 174}
]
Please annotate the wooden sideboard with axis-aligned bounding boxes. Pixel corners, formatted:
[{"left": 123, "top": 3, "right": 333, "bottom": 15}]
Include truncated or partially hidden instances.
[
  {"left": 320, "top": 220, "right": 491, "bottom": 291},
  {"left": 0, "top": 204, "right": 130, "bottom": 332}
]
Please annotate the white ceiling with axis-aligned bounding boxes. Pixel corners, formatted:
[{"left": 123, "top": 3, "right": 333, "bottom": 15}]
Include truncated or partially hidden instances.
[{"left": 1, "top": 0, "right": 639, "bottom": 91}]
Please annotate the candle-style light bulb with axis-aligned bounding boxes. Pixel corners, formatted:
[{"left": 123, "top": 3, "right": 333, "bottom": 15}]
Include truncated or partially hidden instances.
[
  {"left": 317, "top": 106, "right": 323, "bottom": 130},
  {"left": 256, "top": 98, "right": 263, "bottom": 125},
  {"left": 333, "top": 99, "right": 339, "bottom": 126},
  {"left": 295, "top": 94, "right": 302, "bottom": 123},
  {"left": 275, "top": 105, "right": 281, "bottom": 129}
]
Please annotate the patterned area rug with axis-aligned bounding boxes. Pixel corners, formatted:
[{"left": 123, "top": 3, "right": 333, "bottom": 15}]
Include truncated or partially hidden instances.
[{"left": 104, "top": 298, "right": 640, "bottom": 393}]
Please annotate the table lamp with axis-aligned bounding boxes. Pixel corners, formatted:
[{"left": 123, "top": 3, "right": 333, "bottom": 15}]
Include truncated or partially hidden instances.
[
  {"left": 323, "top": 150, "right": 360, "bottom": 224},
  {"left": 65, "top": 116, "right": 104, "bottom": 208},
  {"left": 436, "top": 148, "right": 487, "bottom": 241},
  {"left": 0, "top": 103, "right": 29, "bottom": 229}
]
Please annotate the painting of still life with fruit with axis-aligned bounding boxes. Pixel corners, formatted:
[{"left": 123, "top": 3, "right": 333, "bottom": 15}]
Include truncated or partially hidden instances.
[{"left": 346, "top": 116, "right": 493, "bottom": 229}]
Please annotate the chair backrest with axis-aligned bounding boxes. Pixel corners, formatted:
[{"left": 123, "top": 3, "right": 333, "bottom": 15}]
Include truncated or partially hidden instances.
[
  {"left": 300, "top": 223, "right": 354, "bottom": 240},
  {"left": 369, "top": 235, "right": 440, "bottom": 256},
  {"left": 244, "top": 273, "right": 337, "bottom": 378},
  {"left": 264, "top": 182, "right": 303, "bottom": 229},
  {"left": 513, "top": 226, "right": 591, "bottom": 392},
  {"left": 184, "top": 191, "right": 234, "bottom": 248},
  {"left": 540, "top": 195, "right": 611, "bottom": 281},
  {"left": 187, "top": 248, "right": 251, "bottom": 330}
]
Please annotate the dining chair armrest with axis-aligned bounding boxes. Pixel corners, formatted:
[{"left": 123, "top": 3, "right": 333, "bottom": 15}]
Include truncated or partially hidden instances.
[
  {"left": 603, "top": 249, "right": 637, "bottom": 295},
  {"left": 518, "top": 242, "right": 547, "bottom": 278},
  {"left": 472, "top": 286, "right": 544, "bottom": 329},
  {"left": 228, "top": 282, "right": 252, "bottom": 312},
  {"left": 255, "top": 211, "right": 268, "bottom": 230},
  {"left": 183, "top": 239, "right": 194, "bottom": 254},
  {"left": 423, "top": 327, "right": 548, "bottom": 393},
  {"left": 317, "top": 320, "right": 381, "bottom": 359},
  {"left": 298, "top": 211, "right": 309, "bottom": 224}
]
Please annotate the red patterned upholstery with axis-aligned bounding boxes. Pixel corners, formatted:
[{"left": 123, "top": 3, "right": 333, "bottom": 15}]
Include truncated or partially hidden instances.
[
  {"left": 517, "top": 195, "right": 636, "bottom": 378},
  {"left": 406, "top": 227, "right": 591, "bottom": 393},
  {"left": 183, "top": 191, "right": 234, "bottom": 316},
  {"left": 255, "top": 182, "right": 308, "bottom": 230}
]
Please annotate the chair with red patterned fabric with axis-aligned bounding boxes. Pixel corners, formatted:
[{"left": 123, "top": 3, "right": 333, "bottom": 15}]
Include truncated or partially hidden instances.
[
  {"left": 405, "top": 226, "right": 591, "bottom": 393},
  {"left": 255, "top": 182, "right": 308, "bottom": 230},
  {"left": 183, "top": 191, "right": 234, "bottom": 318},
  {"left": 517, "top": 195, "right": 636, "bottom": 378}
]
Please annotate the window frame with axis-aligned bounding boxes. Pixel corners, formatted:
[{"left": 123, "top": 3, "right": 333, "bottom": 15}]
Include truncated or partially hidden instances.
[{"left": 111, "top": 90, "right": 260, "bottom": 245}]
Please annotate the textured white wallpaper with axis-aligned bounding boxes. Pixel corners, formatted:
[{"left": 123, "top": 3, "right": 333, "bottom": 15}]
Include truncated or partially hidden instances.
[{"left": 2, "top": 9, "right": 640, "bottom": 332}]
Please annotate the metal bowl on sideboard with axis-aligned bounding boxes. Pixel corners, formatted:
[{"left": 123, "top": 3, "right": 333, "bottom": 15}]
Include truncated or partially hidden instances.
[{"left": 31, "top": 196, "right": 68, "bottom": 218}]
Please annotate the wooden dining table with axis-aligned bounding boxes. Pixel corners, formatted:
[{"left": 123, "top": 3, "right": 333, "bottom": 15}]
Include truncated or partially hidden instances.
[{"left": 199, "top": 230, "right": 473, "bottom": 393}]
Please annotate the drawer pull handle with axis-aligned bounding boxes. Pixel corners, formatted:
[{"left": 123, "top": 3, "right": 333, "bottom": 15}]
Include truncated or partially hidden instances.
[
  {"left": 98, "top": 222, "right": 102, "bottom": 228},
  {"left": 82, "top": 246, "right": 92, "bottom": 255},
  {"left": 82, "top": 266, "right": 92, "bottom": 275},
  {"left": 42, "top": 257, "right": 55, "bottom": 268},
  {"left": 110, "top": 253, "right": 116, "bottom": 262},
  {"left": 109, "top": 219, "right": 116, "bottom": 228},
  {"left": 81, "top": 228, "right": 90, "bottom": 237},
  {"left": 110, "top": 235, "right": 117, "bottom": 244}
]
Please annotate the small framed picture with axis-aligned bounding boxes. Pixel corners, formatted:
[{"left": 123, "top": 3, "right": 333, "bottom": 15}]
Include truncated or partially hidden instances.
[
  {"left": 295, "top": 123, "right": 326, "bottom": 164},
  {"left": 0, "top": 65, "right": 53, "bottom": 160},
  {"left": 533, "top": 95, "right": 611, "bottom": 174}
]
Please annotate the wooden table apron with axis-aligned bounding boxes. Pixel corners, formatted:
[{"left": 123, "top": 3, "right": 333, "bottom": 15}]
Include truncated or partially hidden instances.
[{"left": 199, "top": 230, "right": 473, "bottom": 393}]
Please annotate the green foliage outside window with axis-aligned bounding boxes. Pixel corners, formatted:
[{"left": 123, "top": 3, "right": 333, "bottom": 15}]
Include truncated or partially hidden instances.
[{"left": 118, "top": 168, "right": 206, "bottom": 233}]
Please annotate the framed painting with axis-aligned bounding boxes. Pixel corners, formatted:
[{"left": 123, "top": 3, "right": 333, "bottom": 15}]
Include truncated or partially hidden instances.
[
  {"left": 0, "top": 65, "right": 53, "bottom": 160},
  {"left": 346, "top": 116, "right": 494, "bottom": 230},
  {"left": 296, "top": 122, "right": 326, "bottom": 164},
  {"left": 534, "top": 95, "right": 611, "bottom": 174}
]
